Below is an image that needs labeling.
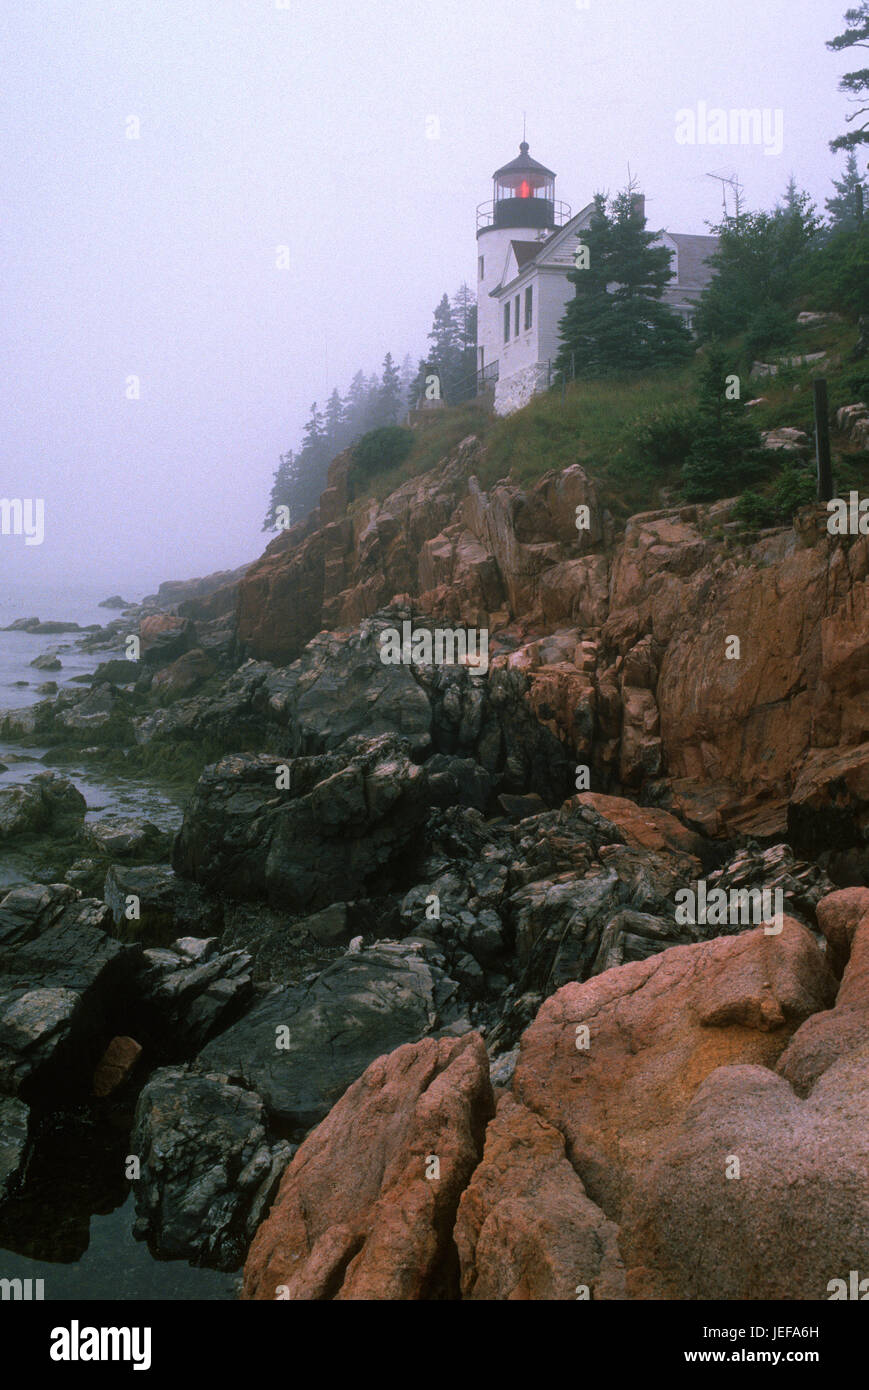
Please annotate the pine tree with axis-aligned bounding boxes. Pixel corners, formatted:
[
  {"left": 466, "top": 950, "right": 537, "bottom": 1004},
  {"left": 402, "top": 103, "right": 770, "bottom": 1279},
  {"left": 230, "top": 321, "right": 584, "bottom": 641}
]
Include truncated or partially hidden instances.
[
  {"left": 556, "top": 184, "right": 693, "bottom": 377},
  {"left": 681, "top": 343, "right": 764, "bottom": 501},
  {"left": 452, "top": 283, "right": 478, "bottom": 400},
  {"left": 694, "top": 185, "right": 820, "bottom": 343},
  {"left": 425, "top": 293, "right": 464, "bottom": 403},
  {"left": 323, "top": 387, "right": 348, "bottom": 456},
  {"left": 300, "top": 400, "right": 326, "bottom": 460},
  {"left": 262, "top": 449, "right": 298, "bottom": 531},
  {"left": 828, "top": 3, "right": 869, "bottom": 153},
  {"left": 399, "top": 353, "right": 417, "bottom": 415},
  {"left": 361, "top": 373, "right": 383, "bottom": 433},
  {"left": 343, "top": 370, "right": 369, "bottom": 444},
  {"left": 826, "top": 151, "right": 868, "bottom": 231},
  {"left": 378, "top": 352, "right": 404, "bottom": 425},
  {"left": 408, "top": 357, "right": 431, "bottom": 410}
]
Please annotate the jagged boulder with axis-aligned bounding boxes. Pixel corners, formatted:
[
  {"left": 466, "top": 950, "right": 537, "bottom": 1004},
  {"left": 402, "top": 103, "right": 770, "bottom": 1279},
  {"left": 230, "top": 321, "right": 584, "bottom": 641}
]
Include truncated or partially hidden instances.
[
  {"left": 0, "top": 884, "right": 142, "bottom": 1102},
  {"left": 0, "top": 773, "right": 86, "bottom": 840},
  {"left": 172, "top": 735, "right": 429, "bottom": 910},
  {"left": 198, "top": 940, "right": 466, "bottom": 1138},
  {"left": 131, "top": 1066, "right": 294, "bottom": 1270},
  {"left": 455, "top": 1094, "right": 625, "bottom": 1300},
  {"left": 243, "top": 1033, "right": 494, "bottom": 1299}
]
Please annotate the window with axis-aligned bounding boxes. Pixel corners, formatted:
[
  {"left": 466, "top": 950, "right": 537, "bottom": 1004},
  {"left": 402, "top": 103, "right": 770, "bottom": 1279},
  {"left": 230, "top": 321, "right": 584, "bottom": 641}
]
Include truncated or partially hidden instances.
[
  {"left": 504, "top": 303, "right": 511, "bottom": 344},
  {"left": 514, "top": 296, "right": 520, "bottom": 337},
  {"left": 478, "top": 256, "right": 484, "bottom": 279},
  {"left": 524, "top": 286, "right": 533, "bottom": 331}
]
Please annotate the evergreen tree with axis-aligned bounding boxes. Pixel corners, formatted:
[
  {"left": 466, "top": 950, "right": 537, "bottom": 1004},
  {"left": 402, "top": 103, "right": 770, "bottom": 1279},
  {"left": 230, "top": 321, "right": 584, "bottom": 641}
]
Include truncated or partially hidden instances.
[
  {"left": 826, "top": 150, "right": 868, "bottom": 231},
  {"left": 399, "top": 353, "right": 417, "bottom": 415},
  {"left": 681, "top": 343, "right": 764, "bottom": 501},
  {"left": 343, "top": 370, "right": 369, "bottom": 444},
  {"left": 378, "top": 352, "right": 404, "bottom": 425},
  {"left": 828, "top": 3, "right": 869, "bottom": 153},
  {"left": 300, "top": 400, "right": 326, "bottom": 461},
  {"left": 407, "top": 356, "right": 431, "bottom": 410},
  {"left": 425, "top": 293, "right": 465, "bottom": 403},
  {"left": 361, "top": 373, "right": 383, "bottom": 433},
  {"left": 324, "top": 387, "right": 348, "bottom": 456},
  {"left": 556, "top": 183, "right": 693, "bottom": 377},
  {"left": 262, "top": 449, "right": 298, "bottom": 531},
  {"left": 694, "top": 185, "right": 820, "bottom": 344},
  {"left": 451, "top": 283, "right": 478, "bottom": 400}
]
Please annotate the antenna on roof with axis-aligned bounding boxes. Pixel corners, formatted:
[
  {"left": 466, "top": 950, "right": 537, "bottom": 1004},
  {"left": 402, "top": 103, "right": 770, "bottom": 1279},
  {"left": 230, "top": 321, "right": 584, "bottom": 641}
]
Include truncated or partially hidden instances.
[
  {"left": 706, "top": 170, "right": 743, "bottom": 222},
  {"left": 523, "top": 111, "right": 526, "bottom": 144}
]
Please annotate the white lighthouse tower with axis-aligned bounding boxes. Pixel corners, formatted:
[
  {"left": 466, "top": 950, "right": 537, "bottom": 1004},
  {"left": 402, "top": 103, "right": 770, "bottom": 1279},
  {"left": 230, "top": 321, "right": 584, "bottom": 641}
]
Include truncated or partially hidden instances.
[{"left": 475, "top": 141, "right": 570, "bottom": 390}]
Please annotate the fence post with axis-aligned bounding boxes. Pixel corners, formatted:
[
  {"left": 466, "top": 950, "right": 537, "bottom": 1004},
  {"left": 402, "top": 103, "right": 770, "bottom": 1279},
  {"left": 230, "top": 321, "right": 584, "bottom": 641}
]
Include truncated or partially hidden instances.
[{"left": 813, "top": 378, "right": 833, "bottom": 503}]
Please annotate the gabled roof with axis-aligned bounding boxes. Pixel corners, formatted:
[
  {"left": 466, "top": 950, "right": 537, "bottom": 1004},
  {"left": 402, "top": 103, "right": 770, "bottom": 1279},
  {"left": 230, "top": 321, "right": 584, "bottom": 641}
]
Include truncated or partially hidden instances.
[
  {"left": 489, "top": 210, "right": 719, "bottom": 301},
  {"left": 663, "top": 232, "right": 719, "bottom": 286},
  {"left": 512, "top": 240, "right": 540, "bottom": 268}
]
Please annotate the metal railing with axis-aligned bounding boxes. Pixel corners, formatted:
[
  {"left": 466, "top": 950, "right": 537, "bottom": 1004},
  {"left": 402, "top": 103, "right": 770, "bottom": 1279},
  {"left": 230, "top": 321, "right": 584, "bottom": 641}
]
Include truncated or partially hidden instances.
[{"left": 476, "top": 199, "right": 573, "bottom": 233}]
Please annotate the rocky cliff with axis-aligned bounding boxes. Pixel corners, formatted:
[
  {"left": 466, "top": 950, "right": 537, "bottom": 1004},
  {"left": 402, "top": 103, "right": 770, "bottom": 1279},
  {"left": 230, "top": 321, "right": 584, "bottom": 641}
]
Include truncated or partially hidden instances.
[
  {"left": 237, "top": 435, "right": 869, "bottom": 867},
  {"left": 3, "top": 422, "right": 868, "bottom": 1301}
]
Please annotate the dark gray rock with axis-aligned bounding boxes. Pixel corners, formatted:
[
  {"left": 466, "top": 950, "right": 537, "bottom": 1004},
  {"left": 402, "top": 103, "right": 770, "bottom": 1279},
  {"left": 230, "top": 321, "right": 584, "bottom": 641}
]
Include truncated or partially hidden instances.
[
  {"left": 0, "top": 887, "right": 142, "bottom": 1101},
  {"left": 91, "top": 658, "right": 140, "bottom": 686},
  {"left": 198, "top": 940, "right": 462, "bottom": 1138},
  {"left": 172, "top": 735, "right": 429, "bottom": 911},
  {"left": 0, "top": 773, "right": 87, "bottom": 841},
  {"left": 135, "top": 937, "right": 253, "bottom": 1052},
  {"left": 0, "top": 1096, "right": 29, "bottom": 1199},
  {"left": 86, "top": 817, "right": 172, "bottom": 861},
  {"left": 130, "top": 1066, "right": 293, "bottom": 1270},
  {"left": 301, "top": 902, "right": 350, "bottom": 946},
  {"left": 55, "top": 682, "right": 123, "bottom": 734},
  {"left": 103, "top": 864, "right": 222, "bottom": 946},
  {"left": 591, "top": 908, "right": 691, "bottom": 975}
]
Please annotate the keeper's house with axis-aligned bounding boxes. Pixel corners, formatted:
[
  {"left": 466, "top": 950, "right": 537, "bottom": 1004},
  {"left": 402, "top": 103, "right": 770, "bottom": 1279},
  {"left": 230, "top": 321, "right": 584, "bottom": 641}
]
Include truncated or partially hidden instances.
[{"left": 476, "top": 141, "right": 719, "bottom": 415}]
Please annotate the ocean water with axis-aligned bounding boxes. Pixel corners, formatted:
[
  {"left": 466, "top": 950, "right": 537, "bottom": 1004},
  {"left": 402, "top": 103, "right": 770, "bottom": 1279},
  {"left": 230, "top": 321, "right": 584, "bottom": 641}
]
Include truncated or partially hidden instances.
[{"left": 0, "top": 580, "right": 185, "bottom": 888}]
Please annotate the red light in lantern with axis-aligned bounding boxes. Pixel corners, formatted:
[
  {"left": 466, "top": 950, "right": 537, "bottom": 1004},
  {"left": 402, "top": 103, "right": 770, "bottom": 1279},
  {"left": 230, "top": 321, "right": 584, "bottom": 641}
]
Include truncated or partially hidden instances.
[{"left": 518, "top": 180, "right": 530, "bottom": 199}]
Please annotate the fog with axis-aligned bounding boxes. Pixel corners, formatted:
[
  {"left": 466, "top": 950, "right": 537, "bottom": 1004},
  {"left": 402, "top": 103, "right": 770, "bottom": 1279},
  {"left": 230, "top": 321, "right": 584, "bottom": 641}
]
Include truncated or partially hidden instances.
[{"left": 0, "top": 0, "right": 854, "bottom": 598}]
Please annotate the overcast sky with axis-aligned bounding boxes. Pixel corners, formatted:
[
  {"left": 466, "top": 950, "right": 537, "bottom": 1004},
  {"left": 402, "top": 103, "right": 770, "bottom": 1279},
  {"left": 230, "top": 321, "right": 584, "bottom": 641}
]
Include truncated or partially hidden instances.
[{"left": 0, "top": 0, "right": 857, "bottom": 597}]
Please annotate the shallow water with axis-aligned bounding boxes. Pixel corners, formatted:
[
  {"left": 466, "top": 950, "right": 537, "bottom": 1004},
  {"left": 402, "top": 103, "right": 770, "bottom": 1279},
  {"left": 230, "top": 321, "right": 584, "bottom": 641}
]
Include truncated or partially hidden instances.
[{"left": 0, "top": 583, "right": 237, "bottom": 1299}]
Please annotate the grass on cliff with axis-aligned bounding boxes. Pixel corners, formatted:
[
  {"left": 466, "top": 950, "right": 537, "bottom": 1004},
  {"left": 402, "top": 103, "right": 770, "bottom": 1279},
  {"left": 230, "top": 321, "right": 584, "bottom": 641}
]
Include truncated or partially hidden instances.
[{"left": 347, "top": 317, "right": 867, "bottom": 528}]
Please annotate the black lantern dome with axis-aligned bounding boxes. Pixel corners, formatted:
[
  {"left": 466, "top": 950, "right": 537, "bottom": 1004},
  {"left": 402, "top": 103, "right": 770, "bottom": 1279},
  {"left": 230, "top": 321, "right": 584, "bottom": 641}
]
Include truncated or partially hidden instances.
[{"left": 491, "top": 141, "right": 556, "bottom": 229}]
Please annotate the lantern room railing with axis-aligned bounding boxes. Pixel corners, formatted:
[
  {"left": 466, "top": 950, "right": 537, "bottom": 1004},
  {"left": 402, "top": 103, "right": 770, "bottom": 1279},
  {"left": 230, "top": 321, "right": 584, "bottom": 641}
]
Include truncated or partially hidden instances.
[{"left": 476, "top": 199, "right": 572, "bottom": 233}]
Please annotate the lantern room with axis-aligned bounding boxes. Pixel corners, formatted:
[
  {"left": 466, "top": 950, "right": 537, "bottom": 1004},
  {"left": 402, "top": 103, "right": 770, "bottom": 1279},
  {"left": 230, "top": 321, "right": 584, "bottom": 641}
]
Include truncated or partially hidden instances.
[{"left": 491, "top": 141, "right": 556, "bottom": 230}]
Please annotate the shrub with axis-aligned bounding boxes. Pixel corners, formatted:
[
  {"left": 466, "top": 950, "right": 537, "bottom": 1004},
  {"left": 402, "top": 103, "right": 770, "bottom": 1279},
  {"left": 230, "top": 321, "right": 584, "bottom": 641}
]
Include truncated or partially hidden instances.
[
  {"left": 631, "top": 403, "right": 700, "bottom": 469},
  {"left": 352, "top": 425, "right": 413, "bottom": 478},
  {"left": 348, "top": 425, "right": 414, "bottom": 498},
  {"left": 772, "top": 455, "right": 817, "bottom": 519},
  {"left": 744, "top": 304, "right": 796, "bottom": 363},
  {"left": 734, "top": 489, "right": 776, "bottom": 530}
]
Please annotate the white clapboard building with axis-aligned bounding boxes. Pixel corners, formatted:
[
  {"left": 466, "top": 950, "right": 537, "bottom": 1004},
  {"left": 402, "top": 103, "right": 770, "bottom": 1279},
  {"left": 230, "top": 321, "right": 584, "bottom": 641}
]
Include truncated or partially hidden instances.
[{"left": 476, "top": 141, "right": 719, "bottom": 415}]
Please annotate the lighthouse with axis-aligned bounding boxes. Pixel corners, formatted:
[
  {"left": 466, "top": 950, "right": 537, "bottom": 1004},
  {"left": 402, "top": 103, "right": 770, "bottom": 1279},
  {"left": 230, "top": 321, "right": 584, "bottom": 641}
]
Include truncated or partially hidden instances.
[
  {"left": 475, "top": 141, "right": 570, "bottom": 388},
  {"left": 476, "top": 140, "right": 720, "bottom": 415}
]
